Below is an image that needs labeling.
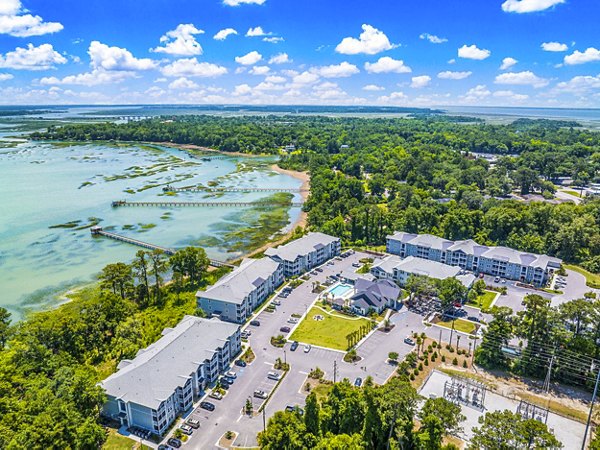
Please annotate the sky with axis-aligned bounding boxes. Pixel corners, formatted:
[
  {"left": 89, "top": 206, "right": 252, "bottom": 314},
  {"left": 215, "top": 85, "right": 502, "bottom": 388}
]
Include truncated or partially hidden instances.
[{"left": 0, "top": 0, "right": 599, "bottom": 107}]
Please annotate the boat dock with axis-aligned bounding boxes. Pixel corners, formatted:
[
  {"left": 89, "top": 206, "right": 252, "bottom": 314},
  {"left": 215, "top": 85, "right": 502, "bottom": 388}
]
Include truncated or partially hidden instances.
[
  {"left": 90, "top": 227, "right": 234, "bottom": 268},
  {"left": 111, "top": 200, "right": 304, "bottom": 208},
  {"left": 162, "top": 184, "right": 307, "bottom": 194}
]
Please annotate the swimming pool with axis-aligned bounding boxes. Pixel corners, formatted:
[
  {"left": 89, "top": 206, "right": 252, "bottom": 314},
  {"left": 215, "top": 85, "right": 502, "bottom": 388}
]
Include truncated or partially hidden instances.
[{"left": 327, "top": 282, "right": 354, "bottom": 298}]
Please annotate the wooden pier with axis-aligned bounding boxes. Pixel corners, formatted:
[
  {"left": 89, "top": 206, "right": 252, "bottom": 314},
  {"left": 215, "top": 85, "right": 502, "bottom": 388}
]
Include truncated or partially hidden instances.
[
  {"left": 90, "top": 227, "right": 234, "bottom": 268},
  {"left": 111, "top": 200, "right": 304, "bottom": 208},
  {"left": 162, "top": 185, "right": 307, "bottom": 194}
]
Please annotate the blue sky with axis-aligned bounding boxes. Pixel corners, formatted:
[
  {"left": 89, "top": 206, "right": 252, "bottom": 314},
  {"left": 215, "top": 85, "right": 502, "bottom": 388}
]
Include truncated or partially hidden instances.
[{"left": 0, "top": 0, "right": 598, "bottom": 106}]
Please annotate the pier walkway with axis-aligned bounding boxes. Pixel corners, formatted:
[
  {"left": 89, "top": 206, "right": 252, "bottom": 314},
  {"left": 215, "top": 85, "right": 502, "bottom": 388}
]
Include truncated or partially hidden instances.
[
  {"left": 111, "top": 200, "right": 304, "bottom": 208},
  {"left": 162, "top": 185, "right": 307, "bottom": 194},
  {"left": 90, "top": 227, "right": 234, "bottom": 268}
]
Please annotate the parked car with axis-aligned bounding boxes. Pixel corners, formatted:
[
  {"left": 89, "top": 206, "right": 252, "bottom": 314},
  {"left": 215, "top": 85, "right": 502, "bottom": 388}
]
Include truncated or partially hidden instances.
[
  {"left": 467, "top": 316, "right": 480, "bottom": 323},
  {"left": 352, "top": 262, "right": 361, "bottom": 268},
  {"left": 219, "top": 382, "right": 230, "bottom": 390},
  {"left": 316, "top": 267, "right": 323, "bottom": 272},
  {"left": 354, "top": 377, "right": 363, "bottom": 387},
  {"left": 267, "top": 371, "right": 282, "bottom": 381},
  {"left": 280, "top": 326, "right": 291, "bottom": 333},
  {"left": 479, "top": 273, "right": 485, "bottom": 278},
  {"left": 272, "top": 300, "right": 281, "bottom": 306},
  {"left": 290, "top": 341, "right": 299, "bottom": 351},
  {"left": 288, "top": 317, "right": 299, "bottom": 324},
  {"left": 404, "top": 337, "right": 416, "bottom": 346},
  {"left": 225, "top": 371, "right": 237, "bottom": 379},
  {"left": 186, "top": 418, "right": 200, "bottom": 429},
  {"left": 304, "top": 344, "right": 311, "bottom": 353},
  {"left": 180, "top": 424, "right": 193, "bottom": 435},
  {"left": 235, "top": 359, "right": 247, "bottom": 367},
  {"left": 209, "top": 391, "right": 223, "bottom": 400},
  {"left": 250, "top": 320, "right": 260, "bottom": 326},
  {"left": 223, "top": 376, "right": 235, "bottom": 384},
  {"left": 254, "top": 389, "right": 268, "bottom": 399},
  {"left": 494, "top": 276, "right": 501, "bottom": 283},
  {"left": 286, "top": 405, "right": 304, "bottom": 415},
  {"left": 200, "top": 401, "right": 216, "bottom": 411},
  {"left": 167, "top": 438, "right": 182, "bottom": 448},
  {"left": 327, "top": 261, "right": 334, "bottom": 266}
]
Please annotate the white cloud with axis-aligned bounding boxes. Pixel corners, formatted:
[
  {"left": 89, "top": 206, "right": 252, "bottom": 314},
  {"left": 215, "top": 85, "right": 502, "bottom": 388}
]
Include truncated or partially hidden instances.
[
  {"left": 233, "top": 84, "right": 252, "bottom": 95},
  {"left": 378, "top": 91, "right": 407, "bottom": 103},
  {"left": 168, "top": 77, "right": 199, "bottom": 90},
  {"left": 0, "top": 73, "right": 14, "bottom": 81},
  {"left": 448, "top": 58, "right": 456, "bottom": 64},
  {"left": 269, "top": 53, "right": 290, "bottom": 64},
  {"left": 564, "top": 48, "right": 600, "bottom": 65},
  {"left": 554, "top": 74, "right": 600, "bottom": 94},
  {"left": 90, "top": 41, "right": 156, "bottom": 71},
  {"left": 235, "top": 51, "right": 262, "bottom": 65},
  {"left": 458, "top": 44, "right": 491, "bottom": 60},
  {"left": 255, "top": 80, "right": 286, "bottom": 91},
  {"left": 464, "top": 84, "right": 491, "bottom": 101},
  {"left": 364, "top": 56, "right": 411, "bottom": 74},
  {"left": 411, "top": 75, "right": 431, "bottom": 88},
  {"left": 265, "top": 75, "right": 286, "bottom": 83},
  {"left": 437, "top": 70, "right": 471, "bottom": 80},
  {"left": 494, "top": 71, "right": 549, "bottom": 88},
  {"left": 500, "top": 57, "right": 518, "bottom": 70},
  {"left": 335, "top": 24, "right": 395, "bottom": 55},
  {"left": 0, "top": 0, "right": 63, "bottom": 37},
  {"left": 39, "top": 69, "right": 134, "bottom": 86},
  {"left": 493, "top": 90, "right": 529, "bottom": 101},
  {"left": 419, "top": 33, "right": 447, "bottom": 44},
  {"left": 214, "top": 28, "right": 238, "bottom": 41},
  {"left": 311, "top": 61, "right": 359, "bottom": 78},
  {"left": 541, "top": 41, "right": 568, "bottom": 52},
  {"left": 162, "top": 58, "right": 228, "bottom": 77},
  {"left": 501, "top": 0, "right": 564, "bottom": 13},
  {"left": 0, "top": 43, "right": 66, "bottom": 70},
  {"left": 152, "top": 24, "right": 204, "bottom": 56},
  {"left": 246, "top": 26, "right": 271, "bottom": 37},
  {"left": 362, "top": 84, "right": 384, "bottom": 91},
  {"left": 292, "top": 71, "right": 319, "bottom": 86},
  {"left": 223, "top": 0, "right": 266, "bottom": 5},
  {"left": 249, "top": 65, "right": 270, "bottom": 75},
  {"left": 263, "top": 37, "right": 283, "bottom": 44}
]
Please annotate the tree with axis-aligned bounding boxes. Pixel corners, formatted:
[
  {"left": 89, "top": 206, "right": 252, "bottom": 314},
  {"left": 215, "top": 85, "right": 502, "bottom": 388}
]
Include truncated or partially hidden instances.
[
  {"left": 169, "top": 247, "right": 210, "bottom": 287},
  {"left": 315, "top": 433, "right": 365, "bottom": 449},
  {"left": 132, "top": 250, "right": 150, "bottom": 304},
  {"left": 437, "top": 277, "right": 467, "bottom": 310},
  {"left": 475, "top": 306, "right": 514, "bottom": 369},
  {"left": 305, "top": 392, "right": 321, "bottom": 436},
  {"left": 419, "top": 397, "right": 465, "bottom": 437},
  {"left": 149, "top": 249, "right": 168, "bottom": 305},
  {"left": 99, "top": 262, "right": 133, "bottom": 299},
  {"left": 258, "top": 410, "right": 314, "bottom": 449},
  {"left": 0, "top": 307, "right": 11, "bottom": 349},
  {"left": 469, "top": 410, "right": 562, "bottom": 449}
]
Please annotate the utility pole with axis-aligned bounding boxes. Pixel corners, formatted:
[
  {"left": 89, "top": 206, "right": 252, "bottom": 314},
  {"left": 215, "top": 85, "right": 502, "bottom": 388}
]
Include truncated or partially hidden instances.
[
  {"left": 386, "top": 407, "right": 399, "bottom": 450},
  {"left": 543, "top": 354, "right": 555, "bottom": 393},
  {"left": 262, "top": 405, "right": 266, "bottom": 432},
  {"left": 438, "top": 328, "right": 442, "bottom": 348},
  {"left": 333, "top": 360, "right": 338, "bottom": 383},
  {"left": 582, "top": 364, "right": 600, "bottom": 450},
  {"left": 449, "top": 318, "right": 456, "bottom": 349},
  {"left": 472, "top": 337, "right": 478, "bottom": 366}
]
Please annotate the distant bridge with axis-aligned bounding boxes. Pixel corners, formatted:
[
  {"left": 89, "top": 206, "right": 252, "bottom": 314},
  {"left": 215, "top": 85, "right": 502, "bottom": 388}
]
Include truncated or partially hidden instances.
[
  {"left": 111, "top": 200, "right": 304, "bottom": 208},
  {"left": 90, "top": 226, "right": 234, "bottom": 268},
  {"left": 162, "top": 185, "right": 307, "bottom": 194}
]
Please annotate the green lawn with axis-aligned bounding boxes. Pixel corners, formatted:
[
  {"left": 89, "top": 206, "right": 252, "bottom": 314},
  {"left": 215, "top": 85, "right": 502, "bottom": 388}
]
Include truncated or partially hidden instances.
[
  {"left": 436, "top": 318, "right": 477, "bottom": 335},
  {"left": 467, "top": 290, "right": 497, "bottom": 310},
  {"left": 563, "top": 189, "right": 583, "bottom": 198},
  {"left": 564, "top": 264, "right": 600, "bottom": 289},
  {"left": 290, "top": 306, "right": 372, "bottom": 351},
  {"left": 103, "top": 430, "right": 136, "bottom": 450}
]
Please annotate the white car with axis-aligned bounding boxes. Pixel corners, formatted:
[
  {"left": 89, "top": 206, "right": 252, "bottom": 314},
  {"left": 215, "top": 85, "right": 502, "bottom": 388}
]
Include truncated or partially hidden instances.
[
  {"left": 254, "top": 389, "right": 268, "bottom": 399},
  {"left": 288, "top": 317, "right": 299, "bottom": 324},
  {"left": 267, "top": 371, "right": 282, "bottom": 381},
  {"left": 209, "top": 391, "right": 223, "bottom": 400},
  {"left": 304, "top": 345, "right": 311, "bottom": 353},
  {"left": 225, "top": 371, "right": 237, "bottom": 379}
]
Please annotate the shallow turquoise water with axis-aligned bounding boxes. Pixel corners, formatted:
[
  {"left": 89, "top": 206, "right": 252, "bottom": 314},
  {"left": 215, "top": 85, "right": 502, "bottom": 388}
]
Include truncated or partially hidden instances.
[
  {"left": 0, "top": 141, "right": 301, "bottom": 319},
  {"left": 327, "top": 283, "right": 354, "bottom": 298}
]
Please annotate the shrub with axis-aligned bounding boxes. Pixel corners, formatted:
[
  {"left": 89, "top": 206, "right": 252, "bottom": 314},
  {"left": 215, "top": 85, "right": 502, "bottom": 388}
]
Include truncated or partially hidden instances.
[
  {"left": 432, "top": 341, "right": 438, "bottom": 348},
  {"left": 309, "top": 367, "right": 324, "bottom": 379},
  {"left": 441, "top": 355, "right": 446, "bottom": 363},
  {"left": 414, "top": 368, "right": 420, "bottom": 376},
  {"left": 409, "top": 373, "right": 415, "bottom": 381},
  {"left": 424, "top": 359, "right": 429, "bottom": 366},
  {"left": 463, "top": 360, "right": 468, "bottom": 368},
  {"left": 433, "top": 351, "right": 438, "bottom": 359},
  {"left": 418, "top": 363, "right": 423, "bottom": 371},
  {"left": 452, "top": 357, "right": 458, "bottom": 366},
  {"left": 225, "top": 431, "right": 234, "bottom": 440}
]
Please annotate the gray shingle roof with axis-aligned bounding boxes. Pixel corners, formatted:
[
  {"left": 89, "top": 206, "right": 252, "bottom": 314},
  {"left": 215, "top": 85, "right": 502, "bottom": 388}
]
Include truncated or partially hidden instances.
[
  {"left": 101, "top": 316, "right": 239, "bottom": 410},
  {"left": 265, "top": 232, "right": 339, "bottom": 262},
  {"left": 197, "top": 257, "right": 281, "bottom": 304},
  {"left": 351, "top": 278, "right": 400, "bottom": 310},
  {"left": 394, "top": 256, "right": 462, "bottom": 280}
]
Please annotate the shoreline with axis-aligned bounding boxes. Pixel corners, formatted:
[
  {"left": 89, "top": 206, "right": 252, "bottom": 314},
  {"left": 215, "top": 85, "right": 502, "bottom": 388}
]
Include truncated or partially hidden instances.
[{"left": 156, "top": 141, "right": 270, "bottom": 159}]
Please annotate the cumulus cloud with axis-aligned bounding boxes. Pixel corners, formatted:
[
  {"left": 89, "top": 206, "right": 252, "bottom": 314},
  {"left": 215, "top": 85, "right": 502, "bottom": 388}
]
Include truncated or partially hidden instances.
[
  {"left": 235, "top": 51, "right": 262, "bottom": 65},
  {"left": 541, "top": 41, "right": 568, "bottom": 52},
  {"left": 223, "top": 0, "right": 266, "bottom": 5},
  {"left": 263, "top": 37, "right": 283, "bottom": 44},
  {"left": 335, "top": 24, "right": 395, "bottom": 55},
  {"left": 0, "top": 73, "right": 13, "bottom": 81},
  {"left": 364, "top": 56, "right": 411, "bottom": 74},
  {"left": 292, "top": 71, "right": 319, "bottom": 86},
  {"left": 246, "top": 26, "right": 272, "bottom": 37},
  {"left": 501, "top": 0, "right": 565, "bottom": 13},
  {"left": 39, "top": 69, "right": 135, "bottom": 86},
  {"left": 464, "top": 85, "right": 491, "bottom": 101},
  {"left": 249, "top": 65, "right": 270, "bottom": 75},
  {"left": 362, "top": 84, "right": 384, "bottom": 91},
  {"left": 168, "top": 77, "right": 199, "bottom": 90},
  {"left": 377, "top": 91, "right": 407, "bottom": 104},
  {"left": 152, "top": 24, "right": 204, "bottom": 56},
  {"left": 494, "top": 71, "right": 549, "bottom": 88},
  {"left": 564, "top": 48, "right": 600, "bottom": 65},
  {"left": 493, "top": 90, "right": 529, "bottom": 101},
  {"left": 311, "top": 61, "right": 359, "bottom": 78},
  {"left": 233, "top": 84, "right": 252, "bottom": 95},
  {"left": 0, "top": 0, "right": 63, "bottom": 37},
  {"left": 0, "top": 43, "right": 66, "bottom": 70},
  {"left": 411, "top": 75, "right": 431, "bottom": 88},
  {"left": 500, "top": 57, "right": 518, "bottom": 70},
  {"left": 162, "top": 58, "right": 228, "bottom": 77},
  {"left": 214, "top": 28, "right": 238, "bottom": 41},
  {"left": 437, "top": 70, "right": 471, "bottom": 80},
  {"left": 458, "top": 44, "right": 491, "bottom": 60},
  {"left": 419, "top": 33, "right": 447, "bottom": 44},
  {"left": 269, "top": 53, "right": 290, "bottom": 64},
  {"left": 265, "top": 75, "right": 286, "bottom": 83},
  {"left": 90, "top": 41, "right": 156, "bottom": 71},
  {"left": 554, "top": 74, "right": 600, "bottom": 94}
]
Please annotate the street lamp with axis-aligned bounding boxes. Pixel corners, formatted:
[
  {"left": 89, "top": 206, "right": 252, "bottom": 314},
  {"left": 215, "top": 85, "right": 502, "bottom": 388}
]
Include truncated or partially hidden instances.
[{"left": 283, "top": 349, "right": 287, "bottom": 365}]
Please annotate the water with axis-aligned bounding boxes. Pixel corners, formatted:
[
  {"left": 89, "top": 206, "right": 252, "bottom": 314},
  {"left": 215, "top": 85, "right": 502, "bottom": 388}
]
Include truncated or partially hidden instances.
[
  {"left": 327, "top": 283, "right": 354, "bottom": 298},
  {"left": 0, "top": 140, "right": 302, "bottom": 319}
]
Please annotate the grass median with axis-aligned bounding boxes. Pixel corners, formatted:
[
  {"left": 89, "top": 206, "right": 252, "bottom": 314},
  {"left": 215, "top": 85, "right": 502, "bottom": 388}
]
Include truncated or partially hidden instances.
[
  {"left": 290, "top": 306, "right": 372, "bottom": 351},
  {"left": 436, "top": 318, "right": 477, "bottom": 335},
  {"left": 467, "top": 290, "right": 497, "bottom": 310}
]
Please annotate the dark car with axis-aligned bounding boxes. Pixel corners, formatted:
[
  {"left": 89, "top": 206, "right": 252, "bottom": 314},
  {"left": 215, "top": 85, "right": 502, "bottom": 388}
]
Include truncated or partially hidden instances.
[
  {"left": 280, "top": 326, "right": 291, "bottom": 333},
  {"left": 467, "top": 316, "right": 480, "bottom": 323},
  {"left": 219, "top": 382, "right": 230, "bottom": 390},
  {"left": 286, "top": 405, "right": 304, "bottom": 415},
  {"left": 200, "top": 401, "right": 215, "bottom": 411},
  {"left": 250, "top": 320, "right": 260, "bottom": 326},
  {"left": 290, "top": 341, "right": 299, "bottom": 351},
  {"left": 354, "top": 377, "right": 363, "bottom": 387},
  {"left": 220, "top": 377, "right": 232, "bottom": 386},
  {"left": 223, "top": 376, "right": 235, "bottom": 384},
  {"left": 167, "top": 438, "right": 182, "bottom": 448},
  {"left": 235, "top": 359, "right": 247, "bottom": 367}
]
